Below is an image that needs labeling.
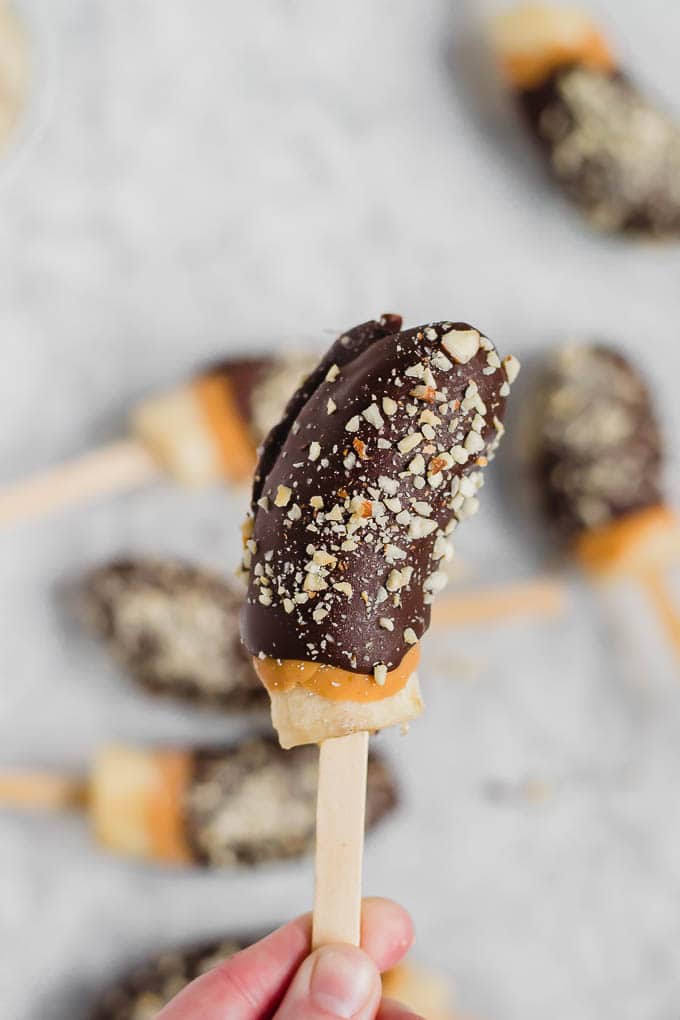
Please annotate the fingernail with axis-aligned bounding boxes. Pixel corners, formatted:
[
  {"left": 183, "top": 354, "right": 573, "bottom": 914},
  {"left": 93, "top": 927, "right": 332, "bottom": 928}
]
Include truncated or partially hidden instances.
[{"left": 310, "top": 946, "right": 376, "bottom": 1018}]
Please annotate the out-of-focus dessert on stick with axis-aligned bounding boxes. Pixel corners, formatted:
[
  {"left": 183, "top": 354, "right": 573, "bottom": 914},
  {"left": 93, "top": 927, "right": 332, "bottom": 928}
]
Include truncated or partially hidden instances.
[
  {"left": 0, "top": 352, "right": 316, "bottom": 528},
  {"left": 240, "top": 314, "right": 517, "bottom": 947},
  {"left": 491, "top": 3, "right": 680, "bottom": 238},
  {"left": 0, "top": 736, "right": 397, "bottom": 868},
  {"left": 531, "top": 343, "right": 680, "bottom": 660}
]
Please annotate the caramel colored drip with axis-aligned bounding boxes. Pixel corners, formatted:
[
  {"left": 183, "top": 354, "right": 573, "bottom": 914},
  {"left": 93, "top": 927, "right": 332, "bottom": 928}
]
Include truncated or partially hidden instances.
[
  {"left": 146, "top": 751, "right": 193, "bottom": 864},
  {"left": 255, "top": 644, "right": 420, "bottom": 703},
  {"left": 502, "top": 32, "right": 614, "bottom": 89},
  {"left": 574, "top": 504, "right": 679, "bottom": 578},
  {"left": 193, "top": 374, "right": 257, "bottom": 482}
]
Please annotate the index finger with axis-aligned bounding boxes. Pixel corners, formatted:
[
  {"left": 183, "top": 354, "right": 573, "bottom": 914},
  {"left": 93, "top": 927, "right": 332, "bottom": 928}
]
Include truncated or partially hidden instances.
[{"left": 157, "top": 897, "right": 413, "bottom": 1020}]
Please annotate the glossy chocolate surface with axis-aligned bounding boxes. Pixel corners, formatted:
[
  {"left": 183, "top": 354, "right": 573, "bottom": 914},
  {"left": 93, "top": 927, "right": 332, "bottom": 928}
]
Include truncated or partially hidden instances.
[{"left": 241, "top": 317, "right": 511, "bottom": 673}]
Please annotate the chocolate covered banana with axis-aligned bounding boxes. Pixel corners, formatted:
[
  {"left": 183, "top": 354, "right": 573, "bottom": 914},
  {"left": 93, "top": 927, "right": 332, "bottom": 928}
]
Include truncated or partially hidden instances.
[
  {"left": 492, "top": 4, "right": 680, "bottom": 237},
  {"left": 132, "top": 354, "right": 317, "bottom": 486},
  {"left": 0, "top": 736, "right": 397, "bottom": 868},
  {"left": 530, "top": 343, "right": 679, "bottom": 575},
  {"left": 241, "top": 315, "right": 518, "bottom": 747},
  {"left": 0, "top": 352, "right": 317, "bottom": 528},
  {"left": 89, "top": 936, "right": 258, "bottom": 1020},
  {"left": 90, "top": 940, "right": 457, "bottom": 1020},
  {"left": 529, "top": 342, "right": 680, "bottom": 664},
  {"left": 79, "top": 558, "right": 264, "bottom": 710}
]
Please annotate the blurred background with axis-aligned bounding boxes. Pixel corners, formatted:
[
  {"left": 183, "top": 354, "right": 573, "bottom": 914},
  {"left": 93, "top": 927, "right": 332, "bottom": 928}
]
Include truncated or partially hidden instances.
[{"left": 1, "top": 1, "right": 680, "bottom": 1018}]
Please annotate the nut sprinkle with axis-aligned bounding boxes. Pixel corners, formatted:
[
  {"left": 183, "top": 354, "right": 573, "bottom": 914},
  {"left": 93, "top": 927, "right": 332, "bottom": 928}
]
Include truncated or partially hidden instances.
[
  {"left": 241, "top": 317, "right": 517, "bottom": 675},
  {"left": 531, "top": 344, "right": 663, "bottom": 539}
]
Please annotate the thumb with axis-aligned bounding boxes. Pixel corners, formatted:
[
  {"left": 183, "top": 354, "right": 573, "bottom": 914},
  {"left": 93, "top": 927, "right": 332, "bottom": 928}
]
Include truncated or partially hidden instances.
[{"left": 274, "top": 944, "right": 381, "bottom": 1020}]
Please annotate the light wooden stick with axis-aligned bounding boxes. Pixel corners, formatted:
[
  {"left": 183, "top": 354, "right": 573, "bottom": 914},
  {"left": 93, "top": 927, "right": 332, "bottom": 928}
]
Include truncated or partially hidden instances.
[
  {"left": 0, "top": 438, "right": 161, "bottom": 529},
  {"left": 638, "top": 568, "right": 680, "bottom": 663},
  {"left": 0, "top": 771, "right": 88, "bottom": 811},
  {"left": 312, "top": 731, "right": 369, "bottom": 949},
  {"left": 431, "top": 575, "right": 567, "bottom": 629}
]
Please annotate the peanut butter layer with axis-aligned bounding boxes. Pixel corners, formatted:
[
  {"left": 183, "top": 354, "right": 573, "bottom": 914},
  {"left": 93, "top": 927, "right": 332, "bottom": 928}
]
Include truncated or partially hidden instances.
[
  {"left": 502, "top": 31, "right": 613, "bottom": 90},
  {"left": 147, "top": 751, "right": 193, "bottom": 864},
  {"left": 493, "top": 6, "right": 614, "bottom": 90},
  {"left": 193, "top": 374, "right": 257, "bottom": 482},
  {"left": 255, "top": 644, "right": 420, "bottom": 703},
  {"left": 574, "top": 505, "right": 680, "bottom": 578}
]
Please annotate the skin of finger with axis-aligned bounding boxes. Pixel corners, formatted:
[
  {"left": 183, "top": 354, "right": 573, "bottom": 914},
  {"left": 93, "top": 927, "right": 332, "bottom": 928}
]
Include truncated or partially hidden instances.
[
  {"left": 272, "top": 946, "right": 382, "bottom": 1020},
  {"left": 157, "top": 899, "right": 413, "bottom": 1020}
]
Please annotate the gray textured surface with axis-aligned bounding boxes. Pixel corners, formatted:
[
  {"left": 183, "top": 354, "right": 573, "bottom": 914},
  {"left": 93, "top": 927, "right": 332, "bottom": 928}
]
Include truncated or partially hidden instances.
[{"left": 1, "top": 1, "right": 680, "bottom": 1018}]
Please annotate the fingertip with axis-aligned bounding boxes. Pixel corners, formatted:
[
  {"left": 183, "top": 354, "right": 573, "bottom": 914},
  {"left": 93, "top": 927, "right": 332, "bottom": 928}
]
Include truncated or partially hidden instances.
[
  {"left": 360, "top": 898, "right": 415, "bottom": 972},
  {"left": 275, "top": 943, "right": 381, "bottom": 1019}
]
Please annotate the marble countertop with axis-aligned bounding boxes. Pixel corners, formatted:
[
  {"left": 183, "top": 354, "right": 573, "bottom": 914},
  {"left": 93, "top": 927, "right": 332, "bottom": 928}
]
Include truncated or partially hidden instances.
[{"left": 1, "top": 1, "right": 680, "bottom": 1017}]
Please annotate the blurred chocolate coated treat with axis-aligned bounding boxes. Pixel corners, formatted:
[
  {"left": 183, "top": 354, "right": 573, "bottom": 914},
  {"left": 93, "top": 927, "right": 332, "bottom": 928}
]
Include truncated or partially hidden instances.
[
  {"left": 520, "top": 66, "right": 680, "bottom": 237},
  {"left": 89, "top": 935, "right": 257, "bottom": 1020},
  {"left": 79, "top": 558, "right": 264, "bottom": 710},
  {"left": 184, "top": 736, "right": 398, "bottom": 867},
  {"left": 531, "top": 344, "right": 663, "bottom": 539},
  {"left": 493, "top": 5, "right": 680, "bottom": 237}
]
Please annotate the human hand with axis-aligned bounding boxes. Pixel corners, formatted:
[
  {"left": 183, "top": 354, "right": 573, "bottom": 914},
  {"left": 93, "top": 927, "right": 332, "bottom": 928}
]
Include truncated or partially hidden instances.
[{"left": 157, "top": 897, "right": 422, "bottom": 1019}]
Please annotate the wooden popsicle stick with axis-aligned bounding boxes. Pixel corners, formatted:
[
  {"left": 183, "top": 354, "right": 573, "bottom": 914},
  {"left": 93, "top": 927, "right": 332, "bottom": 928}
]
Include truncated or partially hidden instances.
[
  {"left": 0, "top": 771, "right": 88, "bottom": 811},
  {"left": 0, "top": 438, "right": 161, "bottom": 529},
  {"left": 431, "top": 575, "right": 567, "bottom": 629},
  {"left": 312, "top": 730, "right": 369, "bottom": 949},
  {"left": 638, "top": 567, "right": 680, "bottom": 663}
]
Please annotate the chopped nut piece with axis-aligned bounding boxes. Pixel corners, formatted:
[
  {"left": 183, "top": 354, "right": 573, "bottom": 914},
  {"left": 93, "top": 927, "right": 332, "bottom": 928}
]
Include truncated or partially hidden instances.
[
  {"left": 408, "top": 517, "right": 438, "bottom": 539},
  {"left": 398, "top": 432, "right": 423, "bottom": 454},
  {"left": 503, "top": 354, "right": 521, "bottom": 383},
  {"left": 441, "top": 328, "right": 480, "bottom": 364},
  {"left": 327, "top": 398, "right": 337, "bottom": 415},
  {"left": 409, "top": 385, "right": 437, "bottom": 403},
  {"left": 313, "top": 550, "right": 337, "bottom": 567},
  {"left": 378, "top": 475, "right": 399, "bottom": 495},
  {"left": 345, "top": 415, "right": 360, "bottom": 432},
  {"left": 373, "top": 663, "right": 388, "bottom": 686},
  {"left": 382, "top": 396, "right": 398, "bottom": 416},
  {"left": 404, "top": 627, "right": 418, "bottom": 645},
  {"left": 408, "top": 453, "right": 425, "bottom": 475},
  {"left": 326, "top": 364, "right": 340, "bottom": 382},
  {"left": 362, "top": 403, "right": 384, "bottom": 430},
  {"left": 379, "top": 617, "right": 395, "bottom": 631},
  {"left": 333, "top": 581, "right": 353, "bottom": 598},
  {"left": 274, "top": 485, "right": 292, "bottom": 507},
  {"left": 386, "top": 569, "right": 406, "bottom": 591},
  {"left": 309, "top": 442, "right": 321, "bottom": 461},
  {"left": 464, "top": 431, "right": 485, "bottom": 454}
]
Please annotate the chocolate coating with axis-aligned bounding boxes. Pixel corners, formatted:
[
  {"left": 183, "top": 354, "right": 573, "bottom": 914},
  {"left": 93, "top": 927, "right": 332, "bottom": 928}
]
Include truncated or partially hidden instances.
[
  {"left": 79, "top": 559, "right": 264, "bottom": 710},
  {"left": 183, "top": 735, "right": 398, "bottom": 867},
  {"left": 89, "top": 935, "right": 259, "bottom": 1020},
  {"left": 518, "top": 66, "right": 680, "bottom": 237},
  {"left": 531, "top": 344, "right": 663, "bottom": 539},
  {"left": 241, "top": 318, "right": 512, "bottom": 674}
]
